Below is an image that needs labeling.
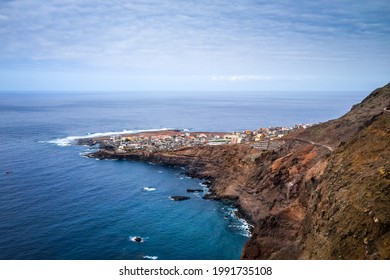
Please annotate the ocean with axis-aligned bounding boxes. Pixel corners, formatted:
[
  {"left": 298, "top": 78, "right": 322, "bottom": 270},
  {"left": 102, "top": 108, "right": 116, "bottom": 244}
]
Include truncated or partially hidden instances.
[{"left": 0, "top": 90, "right": 367, "bottom": 260}]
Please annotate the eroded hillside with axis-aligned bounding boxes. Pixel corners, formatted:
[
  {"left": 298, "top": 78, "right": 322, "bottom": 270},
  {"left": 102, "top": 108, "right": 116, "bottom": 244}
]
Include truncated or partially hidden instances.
[{"left": 90, "top": 83, "right": 390, "bottom": 259}]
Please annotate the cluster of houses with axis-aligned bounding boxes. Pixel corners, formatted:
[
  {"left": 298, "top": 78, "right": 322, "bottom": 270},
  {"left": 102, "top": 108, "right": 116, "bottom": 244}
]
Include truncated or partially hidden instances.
[
  {"left": 110, "top": 132, "right": 228, "bottom": 153},
  {"left": 250, "top": 124, "right": 313, "bottom": 151},
  {"left": 108, "top": 124, "right": 312, "bottom": 153}
]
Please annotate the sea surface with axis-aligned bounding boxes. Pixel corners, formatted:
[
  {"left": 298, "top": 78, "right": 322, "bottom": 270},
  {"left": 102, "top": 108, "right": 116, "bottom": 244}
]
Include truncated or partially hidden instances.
[{"left": 0, "top": 90, "right": 367, "bottom": 260}]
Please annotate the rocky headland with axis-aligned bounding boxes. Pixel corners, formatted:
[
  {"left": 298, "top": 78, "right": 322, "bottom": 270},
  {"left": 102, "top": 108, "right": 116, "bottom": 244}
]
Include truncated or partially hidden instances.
[{"left": 84, "top": 83, "right": 390, "bottom": 259}]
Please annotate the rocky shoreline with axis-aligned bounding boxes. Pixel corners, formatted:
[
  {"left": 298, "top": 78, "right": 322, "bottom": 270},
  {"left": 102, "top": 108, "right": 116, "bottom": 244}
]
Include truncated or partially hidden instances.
[
  {"left": 86, "top": 147, "right": 247, "bottom": 204},
  {"left": 85, "top": 144, "right": 258, "bottom": 233},
  {"left": 80, "top": 83, "right": 390, "bottom": 259}
]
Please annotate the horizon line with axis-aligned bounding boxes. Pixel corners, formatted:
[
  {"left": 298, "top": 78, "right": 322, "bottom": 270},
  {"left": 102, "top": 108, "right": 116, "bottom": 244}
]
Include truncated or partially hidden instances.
[{"left": 0, "top": 89, "right": 370, "bottom": 93}]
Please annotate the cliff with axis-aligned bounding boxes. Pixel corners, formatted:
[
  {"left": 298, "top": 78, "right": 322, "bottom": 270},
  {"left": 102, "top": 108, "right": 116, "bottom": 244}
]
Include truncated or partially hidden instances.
[
  {"left": 297, "top": 84, "right": 390, "bottom": 259},
  {"left": 89, "top": 83, "right": 390, "bottom": 259}
]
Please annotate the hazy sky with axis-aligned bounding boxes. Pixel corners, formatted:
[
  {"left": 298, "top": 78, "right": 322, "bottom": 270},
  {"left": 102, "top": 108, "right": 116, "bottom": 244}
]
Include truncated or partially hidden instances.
[{"left": 0, "top": 0, "right": 389, "bottom": 91}]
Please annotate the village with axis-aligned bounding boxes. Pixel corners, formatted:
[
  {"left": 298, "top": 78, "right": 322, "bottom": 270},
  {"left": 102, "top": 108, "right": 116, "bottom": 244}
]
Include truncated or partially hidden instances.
[{"left": 102, "top": 124, "right": 313, "bottom": 153}]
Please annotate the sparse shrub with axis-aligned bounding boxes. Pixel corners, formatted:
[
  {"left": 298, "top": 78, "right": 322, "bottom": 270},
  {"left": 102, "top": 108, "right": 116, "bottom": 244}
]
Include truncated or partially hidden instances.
[{"left": 378, "top": 166, "right": 390, "bottom": 179}]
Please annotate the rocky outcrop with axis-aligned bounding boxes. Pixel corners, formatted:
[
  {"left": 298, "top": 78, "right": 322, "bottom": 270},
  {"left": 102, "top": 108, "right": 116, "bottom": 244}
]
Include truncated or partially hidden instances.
[
  {"left": 170, "top": 196, "right": 191, "bottom": 201},
  {"left": 130, "top": 236, "right": 144, "bottom": 243},
  {"left": 186, "top": 189, "right": 204, "bottom": 193},
  {"left": 87, "top": 83, "right": 390, "bottom": 259}
]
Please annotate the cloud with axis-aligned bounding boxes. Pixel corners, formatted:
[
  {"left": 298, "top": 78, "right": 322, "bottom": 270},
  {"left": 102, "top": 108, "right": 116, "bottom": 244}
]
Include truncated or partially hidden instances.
[
  {"left": 0, "top": 0, "right": 389, "bottom": 90},
  {"left": 0, "top": 14, "right": 8, "bottom": 21},
  {"left": 211, "top": 75, "right": 273, "bottom": 82},
  {"left": 210, "top": 75, "right": 308, "bottom": 82}
]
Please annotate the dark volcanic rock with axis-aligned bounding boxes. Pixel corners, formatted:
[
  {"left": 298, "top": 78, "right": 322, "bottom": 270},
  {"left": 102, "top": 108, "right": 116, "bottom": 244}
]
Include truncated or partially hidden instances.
[
  {"left": 203, "top": 180, "right": 212, "bottom": 186},
  {"left": 202, "top": 193, "right": 216, "bottom": 200},
  {"left": 131, "top": 237, "right": 143, "bottom": 243},
  {"left": 170, "top": 196, "right": 191, "bottom": 201},
  {"left": 186, "top": 189, "right": 204, "bottom": 193}
]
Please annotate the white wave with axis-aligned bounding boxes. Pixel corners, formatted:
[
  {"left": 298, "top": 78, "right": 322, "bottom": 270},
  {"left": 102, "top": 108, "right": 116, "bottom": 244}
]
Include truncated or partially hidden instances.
[
  {"left": 228, "top": 219, "right": 253, "bottom": 237},
  {"left": 46, "top": 136, "right": 80, "bottom": 147},
  {"left": 143, "top": 255, "right": 158, "bottom": 260},
  {"left": 238, "top": 218, "right": 253, "bottom": 237},
  {"left": 45, "top": 128, "right": 178, "bottom": 147},
  {"left": 223, "top": 207, "right": 253, "bottom": 237},
  {"left": 130, "top": 236, "right": 147, "bottom": 243},
  {"left": 143, "top": 187, "right": 156, "bottom": 192},
  {"left": 157, "top": 171, "right": 163, "bottom": 173}
]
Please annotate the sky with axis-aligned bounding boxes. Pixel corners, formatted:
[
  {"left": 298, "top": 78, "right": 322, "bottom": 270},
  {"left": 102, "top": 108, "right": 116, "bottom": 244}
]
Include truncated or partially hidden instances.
[{"left": 0, "top": 0, "right": 389, "bottom": 91}]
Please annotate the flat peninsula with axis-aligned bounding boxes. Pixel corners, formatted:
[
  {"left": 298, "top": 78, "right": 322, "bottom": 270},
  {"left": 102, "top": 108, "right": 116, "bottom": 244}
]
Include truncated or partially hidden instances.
[{"left": 81, "top": 83, "right": 390, "bottom": 259}]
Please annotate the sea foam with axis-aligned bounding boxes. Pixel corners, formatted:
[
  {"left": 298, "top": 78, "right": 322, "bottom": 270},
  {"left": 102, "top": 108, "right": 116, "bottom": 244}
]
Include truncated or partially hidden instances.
[
  {"left": 143, "top": 187, "right": 157, "bottom": 192},
  {"left": 46, "top": 128, "right": 180, "bottom": 146},
  {"left": 130, "top": 236, "right": 147, "bottom": 243},
  {"left": 224, "top": 207, "right": 253, "bottom": 237},
  {"left": 143, "top": 255, "right": 158, "bottom": 260}
]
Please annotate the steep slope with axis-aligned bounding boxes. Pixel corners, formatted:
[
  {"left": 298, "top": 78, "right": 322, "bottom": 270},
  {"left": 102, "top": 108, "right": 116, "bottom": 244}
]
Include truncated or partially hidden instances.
[
  {"left": 243, "top": 83, "right": 390, "bottom": 259},
  {"left": 299, "top": 112, "right": 390, "bottom": 259},
  {"left": 289, "top": 83, "right": 390, "bottom": 148},
  {"left": 242, "top": 83, "right": 390, "bottom": 259},
  {"left": 89, "top": 83, "right": 390, "bottom": 259}
]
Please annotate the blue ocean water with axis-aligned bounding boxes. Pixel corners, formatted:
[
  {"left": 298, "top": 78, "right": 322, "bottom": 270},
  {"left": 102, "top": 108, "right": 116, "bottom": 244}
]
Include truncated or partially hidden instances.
[{"left": 0, "top": 90, "right": 366, "bottom": 260}]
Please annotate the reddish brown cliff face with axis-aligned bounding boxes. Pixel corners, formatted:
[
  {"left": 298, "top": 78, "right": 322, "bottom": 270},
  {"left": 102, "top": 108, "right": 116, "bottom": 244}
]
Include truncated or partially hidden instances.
[
  {"left": 243, "top": 83, "right": 390, "bottom": 259},
  {"left": 298, "top": 112, "right": 390, "bottom": 259},
  {"left": 90, "top": 83, "right": 390, "bottom": 259}
]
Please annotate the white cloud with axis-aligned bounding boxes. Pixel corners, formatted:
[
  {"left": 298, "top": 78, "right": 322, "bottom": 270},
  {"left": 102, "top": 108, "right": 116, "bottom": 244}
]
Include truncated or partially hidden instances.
[
  {"left": 210, "top": 75, "right": 311, "bottom": 82},
  {"left": 0, "top": 0, "right": 389, "bottom": 90},
  {"left": 211, "top": 75, "right": 273, "bottom": 82}
]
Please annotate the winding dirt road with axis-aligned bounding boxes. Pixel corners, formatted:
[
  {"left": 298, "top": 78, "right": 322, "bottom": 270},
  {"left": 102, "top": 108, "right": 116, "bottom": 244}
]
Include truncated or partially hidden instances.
[{"left": 292, "top": 138, "right": 334, "bottom": 152}]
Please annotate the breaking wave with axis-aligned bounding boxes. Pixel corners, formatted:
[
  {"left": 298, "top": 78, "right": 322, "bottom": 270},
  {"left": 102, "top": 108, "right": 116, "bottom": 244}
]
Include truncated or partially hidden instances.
[
  {"left": 45, "top": 128, "right": 183, "bottom": 147},
  {"left": 223, "top": 207, "right": 253, "bottom": 237},
  {"left": 130, "top": 236, "right": 149, "bottom": 243},
  {"left": 143, "top": 255, "right": 158, "bottom": 260},
  {"left": 143, "top": 187, "right": 157, "bottom": 192}
]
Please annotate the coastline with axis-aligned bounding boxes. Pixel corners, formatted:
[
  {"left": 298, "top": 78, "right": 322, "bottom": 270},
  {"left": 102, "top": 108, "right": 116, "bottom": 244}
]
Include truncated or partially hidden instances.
[
  {"left": 74, "top": 83, "right": 390, "bottom": 260},
  {"left": 82, "top": 137, "right": 258, "bottom": 253},
  {"left": 79, "top": 132, "right": 282, "bottom": 258},
  {"left": 84, "top": 142, "right": 257, "bottom": 221},
  {"left": 76, "top": 124, "right": 335, "bottom": 260}
]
